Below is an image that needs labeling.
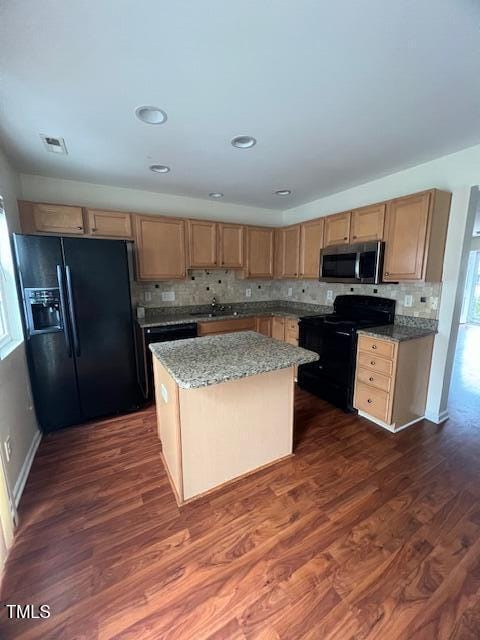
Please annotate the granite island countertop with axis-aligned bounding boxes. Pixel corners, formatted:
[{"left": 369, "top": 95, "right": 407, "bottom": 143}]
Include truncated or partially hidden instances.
[
  {"left": 357, "top": 324, "right": 437, "bottom": 343},
  {"left": 138, "top": 302, "right": 331, "bottom": 328},
  {"left": 149, "top": 331, "right": 319, "bottom": 389}
]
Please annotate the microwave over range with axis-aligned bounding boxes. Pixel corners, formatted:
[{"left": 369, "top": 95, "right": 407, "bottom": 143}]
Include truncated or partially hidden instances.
[{"left": 319, "top": 240, "right": 385, "bottom": 284}]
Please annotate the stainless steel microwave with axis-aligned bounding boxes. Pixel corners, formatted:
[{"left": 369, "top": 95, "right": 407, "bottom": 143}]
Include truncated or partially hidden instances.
[{"left": 319, "top": 241, "right": 385, "bottom": 284}]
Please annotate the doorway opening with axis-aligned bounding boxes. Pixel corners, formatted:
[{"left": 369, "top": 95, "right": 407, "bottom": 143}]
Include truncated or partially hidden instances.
[{"left": 448, "top": 229, "right": 480, "bottom": 422}]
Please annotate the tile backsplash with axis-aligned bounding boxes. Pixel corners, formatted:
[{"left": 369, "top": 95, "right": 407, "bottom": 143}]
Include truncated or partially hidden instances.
[{"left": 131, "top": 270, "right": 442, "bottom": 320}]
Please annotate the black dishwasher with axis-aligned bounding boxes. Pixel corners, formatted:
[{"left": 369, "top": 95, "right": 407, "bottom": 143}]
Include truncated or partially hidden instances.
[{"left": 136, "top": 322, "right": 198, "bottom": 399}]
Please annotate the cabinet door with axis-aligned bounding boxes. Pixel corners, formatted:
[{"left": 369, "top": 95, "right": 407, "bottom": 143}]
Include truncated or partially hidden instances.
[
  {"left": 187, "top": 220, "right": 217, "bottom": 268},
  {"left": 32, "top": 203, "right": 85, "bottom": 235},
  {"left": 86, "top": 209, "right": 132, "bottom": 238},
  {"left": 256, "top": 316, "right": 272, "bottom": 336},
  {"left": 271, "top": 316, "right": 285, "bottom": 341},
  {"left": 383, "top": 192, "right": 430, "bottom": 281},
  {"left": 273, "top": 228, "right": 283, "bottom": 278},
  {"left": 350, "top": 204, "right": 385, "bottom": 243},
  {"left": 218, "top": 223, "right": 244, "bottom": 268},
  {"left": 281, "top": 225, "right": 301, "bottom": 278},
  {"left": 245, "top": 227, "right": 274, "bottom": 278},
  {"left": 323, "top": 212, "right": 351, "bottom": 247},
  {"left": 284, "top": 318, "right": 299, "bottom": 345},
  {"left": 299, "top": 218, "right": 324, "bottom": 278},
  {"left": 134, "top": 215, "right": 186, "bottom": 281}
]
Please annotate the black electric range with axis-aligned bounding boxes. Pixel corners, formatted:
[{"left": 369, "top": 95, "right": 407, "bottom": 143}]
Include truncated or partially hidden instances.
[{"left": 298, "top": 295, "right": 396, "bottom": 411}]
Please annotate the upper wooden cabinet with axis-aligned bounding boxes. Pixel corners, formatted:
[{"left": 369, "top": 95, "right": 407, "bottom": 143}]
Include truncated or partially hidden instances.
[
  {"left": 277, "top": 225, "right": 301, "bottom": 278},
  {"left": 299, "top": 218, "right": 324, "bottom": 278},
  {"left": 19, "top": 201, "right": 85, "bottom": 235},
  {"left": 245, "top": 226, "right": 274, "bottom": 278},
  {"left": 86, "top": 209, "right": 133, "bottom": 238},
  {"left": 218, "top": 223, "right": 244, "bottom": 268},
  {"left": 134, "top": 214, "right": 186, "bottom": 281},
  {"left": 323, "top": 211, "right": 351, "bottom": 247},
  {"left": 350, "top": 203, "right": 385, "bottom": 243},
  {"left": 383, "top": 189, "right": 451, "bottom": 282},
  {"left": 187, "top": 220, "right": 217, "bottom": 268}
]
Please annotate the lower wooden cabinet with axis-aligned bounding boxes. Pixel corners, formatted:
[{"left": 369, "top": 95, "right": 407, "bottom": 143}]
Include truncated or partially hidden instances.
[
  {"left": 256, "top": 316, "right": 272, "bottom": 337},
  {"left": 134, "top": 214, "right": 186, "bottom": 281},
  {"left": 284, "top": 318, "right": 299, "bottom": 346},
  {"left": 197, "top": 317, "right": 256, "bottom": 336},
  {"left": 86, "top": 208, "right": 133, "bottom": 238},
  {"left": 353, "top": 333, "right": 434, "bottom": 432},
  {"left": 271, "top": 316, "right": 286, "bottom": 341}
]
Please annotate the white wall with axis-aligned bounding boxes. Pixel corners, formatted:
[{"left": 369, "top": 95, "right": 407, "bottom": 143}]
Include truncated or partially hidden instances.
[
  {"left": 20, "top": 174, "right": 279, "bottom": 226},
  {"left": 284, "top": 143, "right": 480, "bottom": 423},
  {"left": 0, "top": 150, "right": 40, "bottom": 502}
]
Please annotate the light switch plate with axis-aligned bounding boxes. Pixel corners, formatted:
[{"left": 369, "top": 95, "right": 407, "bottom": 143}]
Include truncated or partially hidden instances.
[
  {"left": 288, "top": 287, "right": 293, "bottom": 297},
  {"left": 326, "top": 290, "right": 334, "bottom": 303},
  {"left": 431, "top": 297, "right": 438, "bottom": 310},
  {"left": 161, "top": 291, "right": 175, "bottom": 302},
  {"left": 144, "top": 291, "right": 152, "bottom": 302},
  {"left": 245, "top": 288, "right": 252, "bottom": 298},
  {"left": 404, "top": 294, "right": 413, "bottom": 307}
]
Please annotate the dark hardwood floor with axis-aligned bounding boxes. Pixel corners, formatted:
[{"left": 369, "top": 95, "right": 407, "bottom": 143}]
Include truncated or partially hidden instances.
[{"left": 2, "top": 386, "right": 480, "bottom": 639}]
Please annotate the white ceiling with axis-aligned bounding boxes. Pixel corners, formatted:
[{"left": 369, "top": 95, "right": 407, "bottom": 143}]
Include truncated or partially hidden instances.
[{"left": 1, "top": 0, "right": 479, "bottom": 211}]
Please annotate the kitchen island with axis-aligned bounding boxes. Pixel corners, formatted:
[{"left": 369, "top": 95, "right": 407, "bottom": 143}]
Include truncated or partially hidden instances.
[{"left": 150, "top": 331, "right": 318, "bottom": 504}]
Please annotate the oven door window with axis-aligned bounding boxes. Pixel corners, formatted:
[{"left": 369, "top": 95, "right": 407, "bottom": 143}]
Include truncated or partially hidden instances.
[
  {"left": 358, "top": 251, "right": 376, "bottom": 280},
  {"left": 322, "top": 253, "right": 356, "bottom": 279}
]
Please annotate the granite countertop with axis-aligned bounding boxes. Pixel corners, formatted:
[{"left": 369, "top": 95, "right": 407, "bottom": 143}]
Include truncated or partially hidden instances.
[
  {"left": 149, "top": 331, "right": 319, "bottom": 389},
  {"left": 357, "top": 324, "right": 437, "bottom": 342},
  {"left": 138, "top": 303, "right": 330, "bottom": 328}
]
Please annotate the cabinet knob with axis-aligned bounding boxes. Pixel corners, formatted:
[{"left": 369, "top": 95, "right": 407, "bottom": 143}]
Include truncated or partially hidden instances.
[
  {"left": 77, "top": 226, "right": 83, "bottom": 230},
  {"left": 91, "top": 227, "right": 97, "bottom": 231},
  {"left": 371, "top": 345, "right": 377, "bottom": 350},
  {"left": 371, "top": 360, "right": 376, "bottom": 365},
  {"left": 367, "top": 398, "right": 373, "bottom": 404},
  {"left": 343, "top": 236, "right": 348, "bottom": 240},
  {"left": 369, "top": 377, "right": 374, "bottom": 382},
  {"left": 385, "top": 272, "right": 390, "bottom": 276},
  {"left": 353, "top": 235, "right": 357, "bottom": 239}
]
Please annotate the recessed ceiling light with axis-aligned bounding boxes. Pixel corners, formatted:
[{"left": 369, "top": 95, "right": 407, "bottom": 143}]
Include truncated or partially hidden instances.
[
  {"left": 275, "top": 189, "right": 292, "bottom": 196},
  {"left": 149, "top": 164, "right": 170, "bottom": 173},
  {"left": 231, "top": 135, "right": 257, "bottom": 149},
  {"left": 209, "top": 192, "right": 224, "bottom": 198},
  {"left": 135, "top": 106, "right": 167, "bottom": 125}
]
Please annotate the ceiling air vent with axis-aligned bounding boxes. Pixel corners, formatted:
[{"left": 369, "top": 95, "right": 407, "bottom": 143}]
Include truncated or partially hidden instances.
[{"left": 40, "top": 135, "right": 68, "bottom": 154}]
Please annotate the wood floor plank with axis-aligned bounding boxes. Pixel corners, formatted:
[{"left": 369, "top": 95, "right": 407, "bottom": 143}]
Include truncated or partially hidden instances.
[{"left": 1, "top": 388, "right": 480, "bottom": 639}]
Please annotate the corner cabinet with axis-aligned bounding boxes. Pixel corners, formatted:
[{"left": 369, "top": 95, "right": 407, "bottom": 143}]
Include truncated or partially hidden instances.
[
  {"left": 383, "top": 189, "right": 451, "bottom": 282},
  {"left": 245, "top": 226, "right": 274, "bottom": 278},
  {"left": 134, "top": 214, "right": 186, "bottom": 281}
]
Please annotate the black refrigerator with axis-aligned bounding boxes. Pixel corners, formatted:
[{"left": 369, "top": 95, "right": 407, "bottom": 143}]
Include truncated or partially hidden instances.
[{"left": 13, "top": 234, "right": 140, "bottom": 432}]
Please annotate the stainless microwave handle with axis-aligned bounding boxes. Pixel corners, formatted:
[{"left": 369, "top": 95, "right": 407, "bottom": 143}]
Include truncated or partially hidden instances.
[{"left": 354, "top": 253, "right": 360, "bottom": 280}]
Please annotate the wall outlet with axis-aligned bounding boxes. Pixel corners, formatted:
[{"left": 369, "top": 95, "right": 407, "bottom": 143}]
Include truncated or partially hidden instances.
[
  {"left": 326, "top": 290, "right": 334, "bottom": 303},
  {"left": 431, "top": 297, "right": 439, "bottom": 310},
  {"left": 288, "top": 287, "right": 293, "bottom": 297},
  {"left": 161, "top": 291, "right": 175, "bottom": 302},
  {"left": 404, "top": 294, "right": 413, "bottom": 307},
  {"left": 4, "top": 436, "right": 12, "bottom": 463},
  {"left": 144, "top": 291, "right": 152, "bottom": 302},
  {"left": 245, "top": 288, "right": 252, "bottom": 298}
]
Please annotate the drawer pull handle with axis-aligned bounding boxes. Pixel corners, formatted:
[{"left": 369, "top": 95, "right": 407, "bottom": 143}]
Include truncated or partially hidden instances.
[
  {"left": 369, "top": 377, "right": 374, "bottom": 382},
  {"left": 371, "top": 360, "right": 376, "bottom": 365},
  {"left": 367, "top": 399, "right": 373, "bottom": 404},
  {"left": 371, "top": 345, "right": 377, "bottom": 350}
]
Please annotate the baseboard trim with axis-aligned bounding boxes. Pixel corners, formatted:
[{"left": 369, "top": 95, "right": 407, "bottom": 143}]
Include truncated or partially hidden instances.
[
  {"left": 13, "top": 429, "right": 42, "bottom": 508},
  {"left": 358, "top": 411, "right": 425, "bottom": 433},
  {"left": 424, "top": 409, "right": 450, "bottom": 424}
]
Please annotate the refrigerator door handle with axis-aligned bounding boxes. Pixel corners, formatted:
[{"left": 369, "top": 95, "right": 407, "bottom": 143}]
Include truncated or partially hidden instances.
[
  {"left": 56, "top": 265, "right": 72, "bottom": 357},
  {"left": 65, "top": 265, "right": 81, "bottom": 357}
]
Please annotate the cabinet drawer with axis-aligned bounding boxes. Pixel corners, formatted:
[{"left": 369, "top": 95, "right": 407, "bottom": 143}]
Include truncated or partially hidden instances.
[
  {"left": 356, "top": 367, "right": 391, "bottom": 392},
  {"left": 198, "top": 318, "right": 256, "bottom": 336},
  {"left": 355, "top": 382, "right": 390, "bottom": 423},
  {"left": 357, "top": 351, "right": 394, "bottom": 376},
  {"left": 358, "top": 335, "right": 395, "bottom": 359}
]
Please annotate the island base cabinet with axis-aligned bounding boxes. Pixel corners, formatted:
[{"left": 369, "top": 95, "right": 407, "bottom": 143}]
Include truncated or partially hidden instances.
[{"left": 153, "top": 361, "right": 295, "bottom": 504}]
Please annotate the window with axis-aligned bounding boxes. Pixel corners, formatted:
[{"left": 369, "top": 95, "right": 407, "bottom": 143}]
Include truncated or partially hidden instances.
[{"left": 0, "top": 200, "right": 23, "bottom": 359}]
